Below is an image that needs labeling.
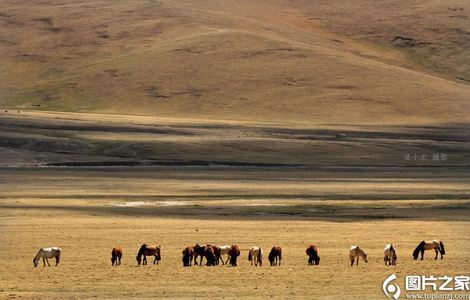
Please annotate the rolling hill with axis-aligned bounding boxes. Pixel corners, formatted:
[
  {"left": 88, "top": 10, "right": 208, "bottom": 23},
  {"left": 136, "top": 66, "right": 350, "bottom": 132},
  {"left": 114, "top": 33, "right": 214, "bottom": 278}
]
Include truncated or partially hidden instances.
[{"left": 1, "top": 0, "right": 469, "bottom": 125}]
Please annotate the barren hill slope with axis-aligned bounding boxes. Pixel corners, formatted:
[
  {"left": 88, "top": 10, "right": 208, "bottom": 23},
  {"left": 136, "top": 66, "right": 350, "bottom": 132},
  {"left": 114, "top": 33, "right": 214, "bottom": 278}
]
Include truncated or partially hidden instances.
[{"left": 0, "top": 0, "right": 469, "bottom": 124}]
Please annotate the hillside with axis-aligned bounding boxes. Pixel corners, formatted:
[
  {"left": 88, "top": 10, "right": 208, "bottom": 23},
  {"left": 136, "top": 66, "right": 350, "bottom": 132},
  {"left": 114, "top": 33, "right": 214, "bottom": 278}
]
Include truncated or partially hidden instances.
[{"left": 1, "top": 0, "right": 469, "bottom": 124}]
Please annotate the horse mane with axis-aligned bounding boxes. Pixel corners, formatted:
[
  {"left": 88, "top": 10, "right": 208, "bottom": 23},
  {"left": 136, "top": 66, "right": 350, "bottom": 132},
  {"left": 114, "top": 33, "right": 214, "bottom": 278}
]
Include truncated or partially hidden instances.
[
  {"left": 413, "top": 241, "right": 425, "bottom": 257},
  {"left": 33, "top": 248, "right": 42, "bottom": 262},
  {"left": 137, "top": 244, "right": 147, "bottom": 257}
]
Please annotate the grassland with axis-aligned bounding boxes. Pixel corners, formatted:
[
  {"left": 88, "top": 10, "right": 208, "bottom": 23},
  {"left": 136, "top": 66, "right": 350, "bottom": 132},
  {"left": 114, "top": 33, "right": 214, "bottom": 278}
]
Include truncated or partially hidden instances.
[
  {"left": 1, "top": 168, "right": 469, "bottom": 299},
  {"left": 0, "top": 0, "right": 469, "bottom": 298},
  {"left": 1, "top": 0, "right": 469, "bottom": 124}
]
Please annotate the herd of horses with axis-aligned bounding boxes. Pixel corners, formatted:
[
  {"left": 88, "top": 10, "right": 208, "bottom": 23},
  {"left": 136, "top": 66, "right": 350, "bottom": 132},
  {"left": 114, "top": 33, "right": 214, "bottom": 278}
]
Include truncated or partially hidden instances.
[{"left": 33, "top": 240, "right": 446, "bottom": 268}]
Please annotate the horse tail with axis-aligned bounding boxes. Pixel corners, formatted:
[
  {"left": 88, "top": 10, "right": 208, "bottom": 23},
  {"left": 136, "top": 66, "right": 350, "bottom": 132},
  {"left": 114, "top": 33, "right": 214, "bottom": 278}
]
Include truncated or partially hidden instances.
[
  {"left": 248, "top": 249, "right": 252, "bottom": 261},
  {"left": 258, "top": 247, "right": 263, "bottom": 261},
  {"left": 439, "top": 241, "right": 446, "bottom": 255},
  {"left": 56, "top": 249, "right": 61, "bottom": 264}
]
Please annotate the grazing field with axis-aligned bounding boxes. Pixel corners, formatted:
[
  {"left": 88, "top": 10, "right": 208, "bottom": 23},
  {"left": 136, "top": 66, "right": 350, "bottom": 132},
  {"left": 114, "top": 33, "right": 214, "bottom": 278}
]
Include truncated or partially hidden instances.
[
  {"left": 1, "top": 168, "right": 469, "bottom": 299},
  {"left": 1, "top": 0, "right": 468, "bottom": 298}
]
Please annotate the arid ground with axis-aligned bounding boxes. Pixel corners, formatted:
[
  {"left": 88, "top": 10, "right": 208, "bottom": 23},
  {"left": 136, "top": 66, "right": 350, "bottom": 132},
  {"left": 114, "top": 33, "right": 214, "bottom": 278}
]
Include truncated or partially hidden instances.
[{"left": 1, "top": 167, "right": 469, "bottom": 299}]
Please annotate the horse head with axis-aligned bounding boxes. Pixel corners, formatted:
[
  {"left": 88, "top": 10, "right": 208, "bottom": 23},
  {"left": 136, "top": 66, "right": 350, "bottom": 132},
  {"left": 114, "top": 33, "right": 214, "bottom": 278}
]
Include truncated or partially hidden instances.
[{"left": 412, "top": 241, "right": 424, "bottom": 260}]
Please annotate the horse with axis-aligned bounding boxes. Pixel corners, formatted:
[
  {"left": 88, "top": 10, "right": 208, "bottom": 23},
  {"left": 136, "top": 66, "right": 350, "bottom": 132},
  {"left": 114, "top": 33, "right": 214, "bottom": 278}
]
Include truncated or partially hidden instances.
[
  {"left": 203, "top": 245, "right": 218, "bottom": 266},
  {"left": 268, "top": 246, "right": 282, "bottom": 266},
  {"left": 218, "top": 245, "right": 231, "bottom": 265},
  {"left": 136, "top": 244, "right": 161, "bottom": 265},
  {"left": 193, "top": 244, "right": 206, "bottom": 266},
  {"left": 33, "top": 247, "right": 61, "bottom": 268},
  {"left": 111, "top": 246, "right": 122, "bottom": 266},
  {"left": 211, "top": 245, "right": 222, "bottom": 266},
  {"left": 228, "top": 245, "right": 240, "bottom": 266},
  {"left": 306, "top": 245, "right": 320, "bottom": 265},
  {"left": 349, "top": 246, "right": 368, "bottom": 266},
  {"left": 182, "top": 246, "right": 195, "bottom": 267},
  {"left": 413, "top": 240, "right": 445, "bottom": 260},
  {"left": 383, "top": 244, "right": 397, "bottom": 265},
  {"left": 248, "top": 246, "right": 263, "bottom": 266}
]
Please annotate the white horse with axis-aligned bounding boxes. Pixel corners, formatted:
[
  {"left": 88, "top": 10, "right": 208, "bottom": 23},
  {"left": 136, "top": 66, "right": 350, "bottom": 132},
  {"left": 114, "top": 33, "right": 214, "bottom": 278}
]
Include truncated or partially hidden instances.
[
  {"left": 384, "top": 244, "right": 397, "bottom": 265},
  {"left": 349, "top": 246, "right": 368, "bottom": 266},
  {"left": 33, "top": 247, "right": 61, "bottom": 267},
  {"left": 248, "top": 246, "right": 263, "bottom": 266},
  {"left": 218, "top": 245, "right": 231, "bottom": 265}
]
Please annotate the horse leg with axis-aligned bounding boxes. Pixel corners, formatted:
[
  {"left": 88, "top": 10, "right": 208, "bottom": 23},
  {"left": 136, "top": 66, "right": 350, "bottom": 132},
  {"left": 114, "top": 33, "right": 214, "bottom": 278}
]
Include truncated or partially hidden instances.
[
  {"left": 46, "top": 258, "right": 51, "bottom": 267},
  {"left": 42, "top": 258, "right": 46, "bottom": 267},
  {"left": 421, "top": 250, "right": 424, "bottom": 260},
  {"left": 153, "top": 255, "right": 157, "bottom": 265},
  {"left": 143, "top": 256, "right": 147, "bottom": 265},
  {"left": 350, "top": 256, "right": 354, "bottom": 267},
  {"left": 356, "top": 257, "right": 359, "bottom": 266},
  {"left": 279, "top": 256, "right": 281, "bottom": 266},
  {"left": 434, "top": 248, "right": 438, "bottom": 260}
]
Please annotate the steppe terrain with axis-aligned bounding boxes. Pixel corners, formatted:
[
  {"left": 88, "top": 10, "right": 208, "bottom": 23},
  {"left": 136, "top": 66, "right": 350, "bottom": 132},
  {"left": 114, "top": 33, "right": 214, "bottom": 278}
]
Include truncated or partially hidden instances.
[{"left": 0, "top": 0, "right": 469, "bottom": 299}]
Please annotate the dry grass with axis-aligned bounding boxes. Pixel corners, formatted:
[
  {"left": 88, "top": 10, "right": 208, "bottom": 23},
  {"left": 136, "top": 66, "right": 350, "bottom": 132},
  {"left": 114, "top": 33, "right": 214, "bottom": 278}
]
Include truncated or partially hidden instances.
[
  {"left": 0, "top": 168, "right": 469, "bottom": 299},
  {"left": 1, "top": 1, "right": 469, "bottom": 124}
]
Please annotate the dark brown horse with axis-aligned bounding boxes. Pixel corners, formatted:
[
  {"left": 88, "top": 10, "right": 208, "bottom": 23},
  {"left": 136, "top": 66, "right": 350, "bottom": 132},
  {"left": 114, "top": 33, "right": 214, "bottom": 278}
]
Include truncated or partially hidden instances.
[
  {"left": 268, "top": 246, "right": 282, "bottom": 266},
  {"left": 136, "top": 244, "right": 161, "bottom": 265},
  {"left": 306, "top": 245, "right": 320, "bottom": 265},
  {"left": 182, "top": 246, "right": 195, "bottom": 267},
  {"left": 193, "top": 244, "right": 206, "bottom": 266},
  {"left": 203, "top": 245, "right": 217, "bottom": 266},
  {"left": 111, "top": 246, "right": 122, "bottom": 266},
  {"left": 228, "top": 245, "right": 241, "bottom": 266}
]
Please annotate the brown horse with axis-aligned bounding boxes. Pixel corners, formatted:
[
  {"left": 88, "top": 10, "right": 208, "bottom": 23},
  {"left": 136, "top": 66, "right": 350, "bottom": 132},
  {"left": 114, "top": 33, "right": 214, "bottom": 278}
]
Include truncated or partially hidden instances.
[
  {"left": 203, "top": 245, "right": 217, "bottom": 266},
  {"left": 193, "top": 244, "right": 206, "bottom": 266},
  {"left": 413, "top": 240, "right": 445, "bottom": 260},
  {"left": 111, "top": 246, "right": 122, "bottom": 266},
  {"left": 306, "top": 245, "right": 320, "bottom": 265},
  {"left": 228, "top": 245, "right": 241, "bottom": 266},
  {"left": 182, "top": 246, "right": 195, "bottom": 267},
  {"left": 136, "top": 244, "right": 161, "bottom": 265},
  {"left": 268, "top": 246, "right": 282, "bottom": 266},
  {"left": 211, "top": 245, "right": 222, "bottom": 266}
]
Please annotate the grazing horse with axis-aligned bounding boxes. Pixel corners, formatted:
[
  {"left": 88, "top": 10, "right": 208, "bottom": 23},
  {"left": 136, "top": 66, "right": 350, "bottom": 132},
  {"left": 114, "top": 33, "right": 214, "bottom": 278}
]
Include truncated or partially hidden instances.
[
  {"left": 349, "top": 246, "right": 368, "bottom": 266},
  {"left": 211, "top": 245, "right": 222, "bottom": 266},
  {"left": 203, "top": 245, "right": 217, "bottom": 266},
  {"left": 384, "top": 244, "right": 397, "bottom": 266},
  {"left": 193, "top": 244, "right": 206, "bottom": 266},
  {"left": 413, "top": 240, "right": 445, "bottom": 260},
  {"left": 306, "top": 245, "right": 320, "bottom": 265},
  {"left": 218, "top": 245, "right": 231, "bottom": 265},
  {"left": 111, "top": 246, "right": 122, "bottom": 266},
  {"left": 228, "top": 245, "right": 241, "bottom": 266},
  {"left": 33, "top": 247, "right": 61, "bottom": 268},
  {"left": 136, "top": 244, "right": 161, "bottom": 265},
  {"left": 182, "top": 246, "right": 195, "bottom": 267},
  {"left": 248, "top": 246, "right": 263, "bottom": 266},
  {"left": 268, "top": 246, "right": 282, "bottom": 266}
]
